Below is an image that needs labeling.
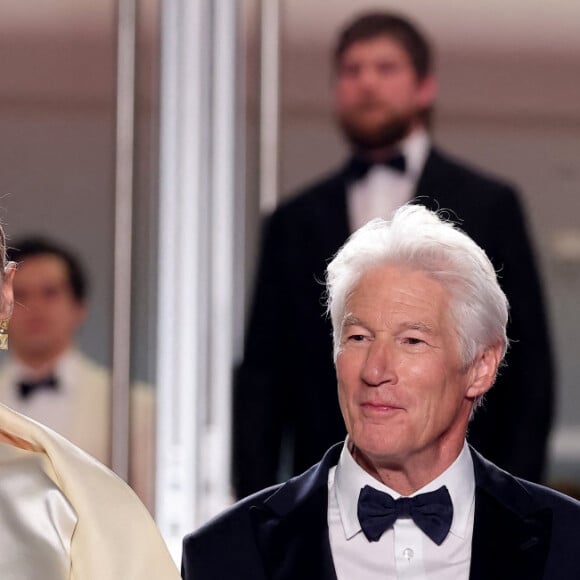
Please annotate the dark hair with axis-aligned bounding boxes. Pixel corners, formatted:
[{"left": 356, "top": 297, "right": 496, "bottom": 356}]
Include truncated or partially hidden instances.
[
  {"left": 334, "top": 12, "right": 433, "bottom": 79},
  {"left": 7, "top": 238, "right": 88, "bottom": 303}
]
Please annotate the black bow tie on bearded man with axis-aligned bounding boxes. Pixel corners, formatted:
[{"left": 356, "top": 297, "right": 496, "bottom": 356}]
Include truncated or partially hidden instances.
[
  {"left": 18, "top": 375, "right": 59, "bottom": 400},
  {"left": 357, "top": 484, "right": 453, "bottom": 545},
  {"left": 346, "top": 152, "right": 407, "bottom": 181}
]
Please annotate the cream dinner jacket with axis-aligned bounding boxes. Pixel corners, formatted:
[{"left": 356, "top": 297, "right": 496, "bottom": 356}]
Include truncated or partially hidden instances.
[{"left": 0, "top": 403, "right": 179, "bottom": 580}]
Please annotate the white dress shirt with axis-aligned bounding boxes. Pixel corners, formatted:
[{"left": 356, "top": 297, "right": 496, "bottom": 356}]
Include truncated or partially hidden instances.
[
  {"left": 0, "top": 441, "right": 76, "bottom": 579},
  {"left": 328, "top": 440, "right": 475, "bottom": 580},
  {"left": 348, "top": 128, "right": 430, "bottom": 232}
]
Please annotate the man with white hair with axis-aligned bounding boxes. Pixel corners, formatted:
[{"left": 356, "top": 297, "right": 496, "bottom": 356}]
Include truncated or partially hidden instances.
[
  {"left": 234, "top": 10, "right": 553, "bottom": 498},
  {"left": 183, "top": 205, "right": 579, "bottom": 580}
]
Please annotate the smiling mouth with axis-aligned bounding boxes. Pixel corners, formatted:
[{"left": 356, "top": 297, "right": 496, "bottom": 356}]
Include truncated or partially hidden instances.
[{"left": 361, "top": 402, "right": 402, "bottom": 414}]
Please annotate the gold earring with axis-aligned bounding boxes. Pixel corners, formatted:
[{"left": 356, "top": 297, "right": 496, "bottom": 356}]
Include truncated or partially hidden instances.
[{"left": 0, "top": 320, "right": 8, "bottom": 350}]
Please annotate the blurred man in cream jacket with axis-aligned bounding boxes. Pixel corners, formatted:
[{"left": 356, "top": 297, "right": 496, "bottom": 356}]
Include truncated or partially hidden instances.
[
  {"left": 0, "top": 233, "right": 178, "bottom": 579},
  {"left": 0, "top": 238, "right": 155, "bottom": 509}
]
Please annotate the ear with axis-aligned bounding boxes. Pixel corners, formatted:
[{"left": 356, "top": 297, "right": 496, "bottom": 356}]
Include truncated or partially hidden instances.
[
  {"left": 0, "top": 262, "right": 16, "bottom": 320},
  {"left": 465, "top": 344, "right": 503, "bottom": 400},
  {"left": 417, "top": 74, "right": 437, "bottom": 109}
]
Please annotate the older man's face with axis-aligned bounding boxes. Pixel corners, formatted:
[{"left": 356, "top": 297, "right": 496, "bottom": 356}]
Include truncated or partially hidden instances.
[{"left": 336, "top": 263, "right": 495, "bottom": 475}]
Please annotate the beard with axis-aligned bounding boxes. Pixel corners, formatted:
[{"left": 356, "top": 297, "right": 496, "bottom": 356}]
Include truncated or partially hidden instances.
[{"left": 337, "top": 101, "right": 415, "bottom": 151}]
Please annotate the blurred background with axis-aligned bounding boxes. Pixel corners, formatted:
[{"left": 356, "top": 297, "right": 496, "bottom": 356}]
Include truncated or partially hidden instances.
[{"left": 0, "top": 0, "right": 579, "bottom": 560}]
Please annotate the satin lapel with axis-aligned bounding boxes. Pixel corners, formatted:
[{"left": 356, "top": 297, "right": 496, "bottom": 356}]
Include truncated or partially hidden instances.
[
  {"left": 251, "top": 485, "right": 337, "bottom": 580},
  {"left": 250, "top": 446, "right": 341, "bottom": 580},
  {"left": 413, "top": 148, "right": 446, "bottom": 211},
  {"left": 414, "top": 148, "right": 470, "bottom": 218},
  {"left": 469, "top": 449, "right": 551, "bottom": 580},
  {"left": 318, "top": 171, "right": 351, "bottom": 243}
]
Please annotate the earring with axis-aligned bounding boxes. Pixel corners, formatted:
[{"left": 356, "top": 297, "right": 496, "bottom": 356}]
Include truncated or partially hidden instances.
[{"left": 0, "top": 320, "right": 8, "bottom": 350}]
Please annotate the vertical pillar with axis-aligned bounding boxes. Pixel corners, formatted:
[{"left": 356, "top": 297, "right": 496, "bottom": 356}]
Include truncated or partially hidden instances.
[
  {"left": 112, "top": 0, "right": 137, "bottom": 481},
  {"left": 156, "top": 0, "right": 240, "bottom": 561},
  {"left": 259, "top": 0, "right": 281, "bottom": 213}
]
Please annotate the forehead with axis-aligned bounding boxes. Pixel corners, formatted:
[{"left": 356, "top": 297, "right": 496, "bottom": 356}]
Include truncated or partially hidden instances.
[
  {"left": 345, "top": 264, "right": 450, "bottom": 324},
  {"left": 339, "top": 35, "right": 412, "bottom": 65},
  {"left": 14, "top": 254, "right": 70, "bottom": 287}
]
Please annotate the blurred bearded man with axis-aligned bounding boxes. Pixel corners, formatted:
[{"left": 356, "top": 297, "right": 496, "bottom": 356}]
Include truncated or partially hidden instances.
[{"left": 233, "top": 11, "right": 553, "bottom": 499}]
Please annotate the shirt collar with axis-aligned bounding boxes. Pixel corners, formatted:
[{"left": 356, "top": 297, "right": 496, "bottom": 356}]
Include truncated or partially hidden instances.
[
  {"left": 7, "top": 348, "right": 78, "bottom": 387},
  {"left": 399, "top": 127, "right": 430, "bottom": 179},
  {"left": 335, "top": 438, "right": 475, "bottom": 541}
]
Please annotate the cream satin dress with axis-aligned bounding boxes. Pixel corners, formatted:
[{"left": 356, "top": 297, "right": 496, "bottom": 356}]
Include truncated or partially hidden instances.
[{"left": 0, "top": 403, "right": 180, "bottom": 580}]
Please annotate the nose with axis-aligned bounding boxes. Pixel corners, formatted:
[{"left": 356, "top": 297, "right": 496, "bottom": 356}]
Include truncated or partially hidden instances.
[
  {"left": 360, "top": 68, "right": 379, "bottom": 91},
  {"left": 360, "top": 339, "right": 397, "bottom": 387}
]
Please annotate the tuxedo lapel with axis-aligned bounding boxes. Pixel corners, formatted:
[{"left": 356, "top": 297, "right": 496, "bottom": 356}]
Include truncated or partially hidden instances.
[
  {"left": 469, "top": 448, "right": 551, "bottom": 580},
  {"left": 251, "top": 485, "right": 337, "bottom": 580},
  {"left": 250, "top": 445, "right": 341, "bottom": 580},
  {"left": 412, "top": 147, "right": 500, "bottom": 249},
  {"left": 318, "top": 168, "right": 351, "bottom": 241},
  {"left": 414, "top": 148, "right": 448, "bottom": 210}
]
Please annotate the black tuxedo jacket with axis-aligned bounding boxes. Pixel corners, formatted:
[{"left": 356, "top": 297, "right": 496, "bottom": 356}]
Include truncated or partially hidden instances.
[
  {"left": 234, "top": 147, "right": 554, "bottom": 497},
  {"left": 184, "top": 444, "right": 580, "bottom": 580}
]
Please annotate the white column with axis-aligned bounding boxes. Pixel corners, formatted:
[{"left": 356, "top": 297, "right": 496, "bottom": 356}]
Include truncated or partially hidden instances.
[
  {"left": 259, "top": 0, "right": 281, "bottom": 213},
  {"left": 111, "top": 0, "right": 137, "bottom": 481},
  {"left": 205, "top": 0, "right": 238, "bottom": 520},
  {"left": 156, "top": 0, "right": 240, "bottom": 562}
]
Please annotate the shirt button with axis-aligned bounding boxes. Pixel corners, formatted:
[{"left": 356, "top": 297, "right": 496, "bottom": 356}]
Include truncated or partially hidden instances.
[{"left": 403, "top": 547, "right": 414, "bottom": 561}]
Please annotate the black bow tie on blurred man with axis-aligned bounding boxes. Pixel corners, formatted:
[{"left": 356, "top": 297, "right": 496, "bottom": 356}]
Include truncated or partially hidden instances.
[
  {"left": 347, "top": 152, "right": 407, "bottom": 181},
  {"left": 18, "top": 375, "right": 59, "bottom": 400},
  {"left": 357, "top": 484, "right": 453, "bottom": 545}
]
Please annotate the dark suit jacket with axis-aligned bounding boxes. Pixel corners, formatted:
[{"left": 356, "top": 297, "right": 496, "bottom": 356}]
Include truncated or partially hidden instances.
[
  {"left": 234, "top": 147, "right": 553, "bottom": 497},
  {"left": 184, "top": 444, "right": 580, "bottom": 580}
]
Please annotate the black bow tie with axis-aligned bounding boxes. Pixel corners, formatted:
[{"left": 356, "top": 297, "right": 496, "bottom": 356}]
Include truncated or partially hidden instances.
[
  {"left": 347, "top": 153, "right": 407, "bottom": 181},
  {"left": 357, "top": 484, "right": 453, "bottom": 545},
  {"left": 18, "top": 375, "right": 59, "bottom": 400}
]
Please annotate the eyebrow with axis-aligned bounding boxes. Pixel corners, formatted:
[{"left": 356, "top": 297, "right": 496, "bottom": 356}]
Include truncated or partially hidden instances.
[
  {"left": 401, "top": 321, "right": 434, "bottom": 334},
  {"left": 342, "top": 314, "right": 363, "bottom": 327},
  {"left": 341, "top": 315, "right": 435, "bottom": 334}
]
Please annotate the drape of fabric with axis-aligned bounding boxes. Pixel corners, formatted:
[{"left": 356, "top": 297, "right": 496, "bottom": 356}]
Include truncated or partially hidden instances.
[
  {"left": 0, "top": 349, "right": 156, "bottom": 511},
  {"left": 0, "top": 403, "right": 180, "bottom": 580},
  {"left": 0, "top": 442, "right": 76, "bottom": 580}
]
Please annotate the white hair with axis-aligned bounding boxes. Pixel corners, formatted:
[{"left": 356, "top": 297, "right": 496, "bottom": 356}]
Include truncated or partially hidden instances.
[{"left": 326, "top": 204, "right": 509, "bottom": 373}]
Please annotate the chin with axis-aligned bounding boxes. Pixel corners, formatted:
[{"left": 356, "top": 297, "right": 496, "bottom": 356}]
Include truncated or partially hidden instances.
[
  {"left": 339, "top": 107, "right": 412, "bottom": 148},
  {"left": 351, "top": 425, "right": 405, "bottom": 460}
]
